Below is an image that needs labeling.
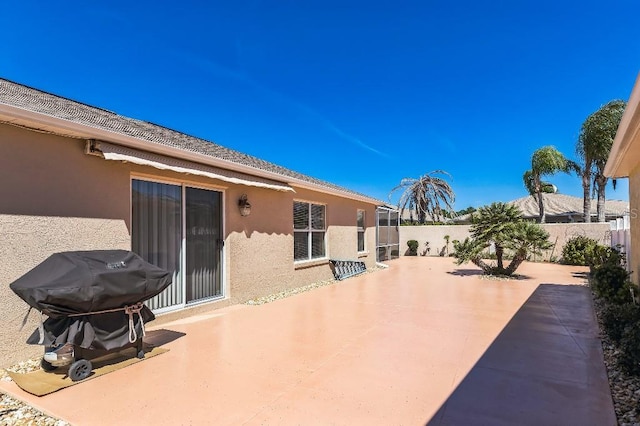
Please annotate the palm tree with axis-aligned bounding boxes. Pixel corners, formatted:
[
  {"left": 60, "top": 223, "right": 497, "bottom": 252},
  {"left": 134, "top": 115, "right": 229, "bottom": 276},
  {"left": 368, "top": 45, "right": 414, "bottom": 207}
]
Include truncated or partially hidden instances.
[
  {"left": 388, "top": 170, "right": 455, "bottom": 224},
  {"left": 468, "top": 202, "right": 522, "bottom": 271},
  {"left": 523, "top": 146, "right": 577, "bottom": 223},
  {"left": 452, "top": 202, "right": 552, "bottom": 276},
  {"left": 577, "top": 100, "right": 626, "bottom": 222},
  {"left": 503, "top": 221, "right": 553, "bottom": 275}
]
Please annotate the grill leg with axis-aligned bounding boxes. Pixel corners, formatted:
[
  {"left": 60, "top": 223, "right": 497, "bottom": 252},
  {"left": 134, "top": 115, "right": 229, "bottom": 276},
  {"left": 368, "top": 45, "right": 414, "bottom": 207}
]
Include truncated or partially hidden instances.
[{"left": 136, "top": 337, "right": 144, "bottom": 359}]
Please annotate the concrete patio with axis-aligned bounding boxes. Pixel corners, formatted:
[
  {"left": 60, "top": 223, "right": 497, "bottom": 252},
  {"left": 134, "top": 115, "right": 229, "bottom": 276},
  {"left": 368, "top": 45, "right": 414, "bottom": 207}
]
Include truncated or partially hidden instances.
[{"left": 0, "top": 257, "right": 615, "bottom": 425}]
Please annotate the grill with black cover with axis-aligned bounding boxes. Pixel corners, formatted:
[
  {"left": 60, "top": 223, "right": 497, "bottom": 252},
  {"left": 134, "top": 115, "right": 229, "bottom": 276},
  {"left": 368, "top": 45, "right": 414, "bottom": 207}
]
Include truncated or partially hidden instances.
[{"left": 10, "top": 250, "right": 172, "bottom": 380}]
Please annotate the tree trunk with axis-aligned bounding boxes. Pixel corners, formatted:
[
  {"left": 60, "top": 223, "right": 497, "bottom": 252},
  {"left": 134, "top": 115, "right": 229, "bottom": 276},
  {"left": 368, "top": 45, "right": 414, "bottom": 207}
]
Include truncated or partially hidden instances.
[
  {"left": 596, "top": 174, "right": 607, "bottom": 222},
  {"left": 471, "top": 257, "right": 493, "bottom": 274},
  {"left": 582, "top": 172, "right": 591, "bottom": 223},
  {"left": 418, "top": 200, "right": 426, "bottom": 224},
  {"left": 537, "top": 191, "right": 545, "bottom": 223},
  {"left": 495, "top": 244, "right": 504, "bottom": 270},
  {"left": 506, "top": 253, "right": 526, "bottom": 275}
]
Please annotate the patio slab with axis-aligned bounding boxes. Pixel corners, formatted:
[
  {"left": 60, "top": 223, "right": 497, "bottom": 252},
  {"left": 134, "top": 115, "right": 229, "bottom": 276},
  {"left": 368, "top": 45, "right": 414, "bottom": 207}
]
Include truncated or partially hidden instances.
[{"left": 0, "top": 257, "right": 615, "bottom": 425}]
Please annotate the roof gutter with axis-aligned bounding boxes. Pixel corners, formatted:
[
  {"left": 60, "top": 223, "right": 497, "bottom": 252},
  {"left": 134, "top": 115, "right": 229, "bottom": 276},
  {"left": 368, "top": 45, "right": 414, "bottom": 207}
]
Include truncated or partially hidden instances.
[
  {"left": 0, "top": 103, "right": 383, "bottom": 205},
  {"left": 604, "top": 72, "right": 640, "bottom": 178}
]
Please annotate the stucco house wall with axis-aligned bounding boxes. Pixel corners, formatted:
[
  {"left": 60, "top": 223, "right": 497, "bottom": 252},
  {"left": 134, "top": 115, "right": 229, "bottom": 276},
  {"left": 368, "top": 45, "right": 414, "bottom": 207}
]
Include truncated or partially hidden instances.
[
  {"left": 0, "top": 121, "right": 378, "bottom": 366},
  {"left": 604, "top": 72, "right": 640, "bottom": 285},
  {"left": 628, "top": 167, "right": 640, "bottom": 283}
]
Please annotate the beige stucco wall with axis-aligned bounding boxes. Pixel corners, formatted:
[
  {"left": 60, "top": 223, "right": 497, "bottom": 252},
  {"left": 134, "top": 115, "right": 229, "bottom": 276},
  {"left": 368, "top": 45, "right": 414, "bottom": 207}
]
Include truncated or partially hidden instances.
[
  {"left": 540, "top": 223, "right": 611, "bottom": 261},
  {"left": 0, "top": 124, "right": 134, "bottom": 365},
  {"left": 0, "top": 122, "right": 378, "bottom": 366},
  {"left": 0, "top": 215, "right": 131, "bottom": 366},
  {"left": 628, "top": 166, "right": 640, "bottom": 284},
  {"left": 0, "top": 124, "right": 131, "bottom": 220},
  {"left": 399, "top": 225, "right": 471, "bottom": 256},
  {"left": 292, "top": 187, "right": 378, "bottom": 266},
  {"left": 399, "top": 223, "right": 612, "bottom": 261}
]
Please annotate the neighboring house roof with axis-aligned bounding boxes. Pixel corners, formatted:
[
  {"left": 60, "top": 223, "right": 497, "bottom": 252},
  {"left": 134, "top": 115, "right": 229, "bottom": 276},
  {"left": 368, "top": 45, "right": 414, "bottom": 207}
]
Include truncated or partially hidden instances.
[
  {"left": 0, "top": 78, "right": 382, "bottom": 205},
  {"left": 509, "top": 193, "right": 628, "bottom": 219},
  {"left": 606, "top": 72, "right": 640, "bottom": 178},
  {"left": 455, "top": 193, "right": 629, "bottom": 223}
]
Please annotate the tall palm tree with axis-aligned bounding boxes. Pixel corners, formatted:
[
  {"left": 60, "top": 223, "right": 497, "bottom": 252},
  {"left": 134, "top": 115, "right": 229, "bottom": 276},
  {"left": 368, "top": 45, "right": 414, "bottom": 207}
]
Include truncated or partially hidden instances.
[
  {"left": 523, "top": 146, "right": 577, "bottom": 223},
  {"left": 577, "top": 100, "right": 626, "bottom": 222},
  {"left": 389, "top": 170, "right": 455, "bottom": 224}
]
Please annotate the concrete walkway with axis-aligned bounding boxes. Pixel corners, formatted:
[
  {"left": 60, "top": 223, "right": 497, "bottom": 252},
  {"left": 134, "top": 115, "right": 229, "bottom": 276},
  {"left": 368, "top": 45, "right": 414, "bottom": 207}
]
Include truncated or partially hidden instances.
[{"left": 0, "top": 257, "right": 615, "bottom": 425}]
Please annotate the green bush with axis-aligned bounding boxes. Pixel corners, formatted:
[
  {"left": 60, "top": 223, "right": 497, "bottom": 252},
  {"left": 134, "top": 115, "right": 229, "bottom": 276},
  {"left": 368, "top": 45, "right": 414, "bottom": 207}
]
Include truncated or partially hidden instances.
[
  {"left": 587, "top": 245, "right": 624, "bottom": 272},
  {"left": 561, "top": 236, "right": 599, "bottom": 266},
  {"left": 407, "top": 240, "right": 419, "bottom": 256},
  {"left": 601, "top": 303, "right": 640, "bottom": 343},
  {"left": 591, "top": 264, "right": 633, "bottom": 304},
  {"left": 618, "top": 322, "right": 640, "bottom": 375}
]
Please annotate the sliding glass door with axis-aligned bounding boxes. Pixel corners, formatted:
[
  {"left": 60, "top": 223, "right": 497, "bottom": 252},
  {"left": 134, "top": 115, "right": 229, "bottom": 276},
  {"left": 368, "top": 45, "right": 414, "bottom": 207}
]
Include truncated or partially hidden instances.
[
  {"left": 185, "top": 187, "right": 222, "bottom": 302},
  {"left": 132, "top": 179, "right": 223, "bottom": 311}
]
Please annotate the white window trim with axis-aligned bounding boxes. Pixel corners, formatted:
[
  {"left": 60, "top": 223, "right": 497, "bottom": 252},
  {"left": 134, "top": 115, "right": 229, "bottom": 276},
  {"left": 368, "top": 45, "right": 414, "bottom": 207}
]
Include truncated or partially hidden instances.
[{"left": 293, "top": 200, "right": 328, "bottom": 263}]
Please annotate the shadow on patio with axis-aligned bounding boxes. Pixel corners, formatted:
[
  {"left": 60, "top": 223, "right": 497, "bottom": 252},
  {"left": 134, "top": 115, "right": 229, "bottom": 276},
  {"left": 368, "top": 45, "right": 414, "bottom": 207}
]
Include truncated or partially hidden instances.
[{"left": 426, "top": 283, "right": 615, "bottom": 425}]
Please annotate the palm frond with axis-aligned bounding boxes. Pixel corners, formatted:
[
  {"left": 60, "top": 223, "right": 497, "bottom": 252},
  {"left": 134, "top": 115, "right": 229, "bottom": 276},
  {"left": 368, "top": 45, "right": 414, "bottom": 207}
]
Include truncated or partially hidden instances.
[{"left": 388, "top": 170, "right": 455, "bottom": 223}]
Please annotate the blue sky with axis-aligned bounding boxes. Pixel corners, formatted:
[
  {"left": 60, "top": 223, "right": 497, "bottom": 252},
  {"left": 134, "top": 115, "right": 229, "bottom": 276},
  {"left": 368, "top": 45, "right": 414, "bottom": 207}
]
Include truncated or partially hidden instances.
[{"left": 2, "top": 1, "right": 639, "bottom": 209}]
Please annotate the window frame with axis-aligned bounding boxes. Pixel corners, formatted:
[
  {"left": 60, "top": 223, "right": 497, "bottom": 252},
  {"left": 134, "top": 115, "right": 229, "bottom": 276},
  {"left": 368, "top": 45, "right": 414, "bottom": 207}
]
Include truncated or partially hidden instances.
[
  {"left": 357, "top": 209, "right": 366, "bottom": 253},
  {"left": 130, "top": 174, "right": 227, "bottom": 314},
  {"left": 293, "top": 200, "right": 327, "bottom": 262}
]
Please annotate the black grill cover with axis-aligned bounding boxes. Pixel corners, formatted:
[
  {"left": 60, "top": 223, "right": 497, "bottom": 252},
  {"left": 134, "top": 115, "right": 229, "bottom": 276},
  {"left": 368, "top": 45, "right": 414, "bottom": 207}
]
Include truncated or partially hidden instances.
[{"left": 10, "top": 250, "right": 172, "bottom": 350}]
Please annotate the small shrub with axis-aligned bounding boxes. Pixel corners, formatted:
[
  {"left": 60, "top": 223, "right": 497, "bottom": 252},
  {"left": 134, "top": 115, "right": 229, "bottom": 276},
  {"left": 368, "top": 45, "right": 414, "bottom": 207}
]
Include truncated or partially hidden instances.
[
  {"left": 591, "top": 264, "right": 633, "bottom": 304},
  {"left": 618, "top": 322, "right": 640, "bottom": 375},
  {"left": 601, "top": 303, "right": 640, "bottom": 343},
  {"left": 587, "top": 245, "right": 624, "bottom": 272},
  {"left": 561, "top": 236, "right": 598, "bottom": 266},
  {"left": 407, "top": 240, "right": 419, "bottom": 256}
]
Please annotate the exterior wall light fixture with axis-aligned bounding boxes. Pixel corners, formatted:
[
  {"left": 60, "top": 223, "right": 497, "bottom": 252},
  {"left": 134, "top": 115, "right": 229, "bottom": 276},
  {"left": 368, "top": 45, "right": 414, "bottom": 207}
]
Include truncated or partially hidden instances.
[{"left": 238, "top": 194, "right": 251, "bottom": 216}]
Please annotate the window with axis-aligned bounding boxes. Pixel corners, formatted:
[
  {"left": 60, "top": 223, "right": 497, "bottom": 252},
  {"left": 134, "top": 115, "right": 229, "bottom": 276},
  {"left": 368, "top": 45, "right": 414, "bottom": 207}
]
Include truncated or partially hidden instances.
[
  {"left": 294, "top": 201, "right": 326, "bottom": 261},
  {"left": 357, "top": 210, "right": 366, "bottom": 252}
]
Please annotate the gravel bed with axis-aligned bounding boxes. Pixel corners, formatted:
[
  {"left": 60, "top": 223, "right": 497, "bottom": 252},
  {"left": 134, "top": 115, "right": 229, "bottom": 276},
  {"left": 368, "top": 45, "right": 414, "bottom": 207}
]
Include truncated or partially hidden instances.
[
  {"left": 592, "top": 295, "right": 640, "bottom": 426},
  {"left": 0, "top": 358, "right": 69, "bottom": 426},
  {"left": 245, "top": 267, "right": 382, "bottom": 305},
  {"left": 479, "top": 274, "right": 527, "bottom": 281}
]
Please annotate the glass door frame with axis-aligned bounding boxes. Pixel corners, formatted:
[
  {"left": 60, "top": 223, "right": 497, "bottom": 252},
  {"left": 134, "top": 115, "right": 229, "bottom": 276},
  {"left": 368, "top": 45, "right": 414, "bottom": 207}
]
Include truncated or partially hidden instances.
[
  {"left": 376, "top": 207, "right": 400, "bottom": 262},
  {"left": 130, "top": 174, "right": 227, "bottom": 314}
]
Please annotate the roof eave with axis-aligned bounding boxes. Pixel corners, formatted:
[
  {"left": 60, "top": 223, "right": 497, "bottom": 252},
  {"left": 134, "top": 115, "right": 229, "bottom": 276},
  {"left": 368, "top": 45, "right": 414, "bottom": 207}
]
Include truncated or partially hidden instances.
[
  {"left": 0, "top": 103, "right": 382, "bottom": 206},
  {"left": 605, "top": 72, "right": 640, "bottom": 178}
]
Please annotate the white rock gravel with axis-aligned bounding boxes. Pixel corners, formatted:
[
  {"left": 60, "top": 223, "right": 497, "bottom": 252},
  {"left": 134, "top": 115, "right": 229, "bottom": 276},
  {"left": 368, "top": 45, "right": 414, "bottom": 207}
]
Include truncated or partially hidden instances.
[
  {"left": 0, "top": 359, "right": 69, "bottom": 426},
  {"left": 592, "top": 294, "right": 640, "bottom": 426},
  {"left": 245, "top": 267, "right": 381, "bottom": 305}
]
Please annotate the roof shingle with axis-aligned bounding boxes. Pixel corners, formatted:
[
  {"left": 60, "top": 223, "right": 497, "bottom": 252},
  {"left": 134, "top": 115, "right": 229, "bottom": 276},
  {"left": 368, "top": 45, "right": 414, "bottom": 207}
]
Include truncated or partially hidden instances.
[{"left": 0, "top": 78, "right": 381, "bottom": 204}]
